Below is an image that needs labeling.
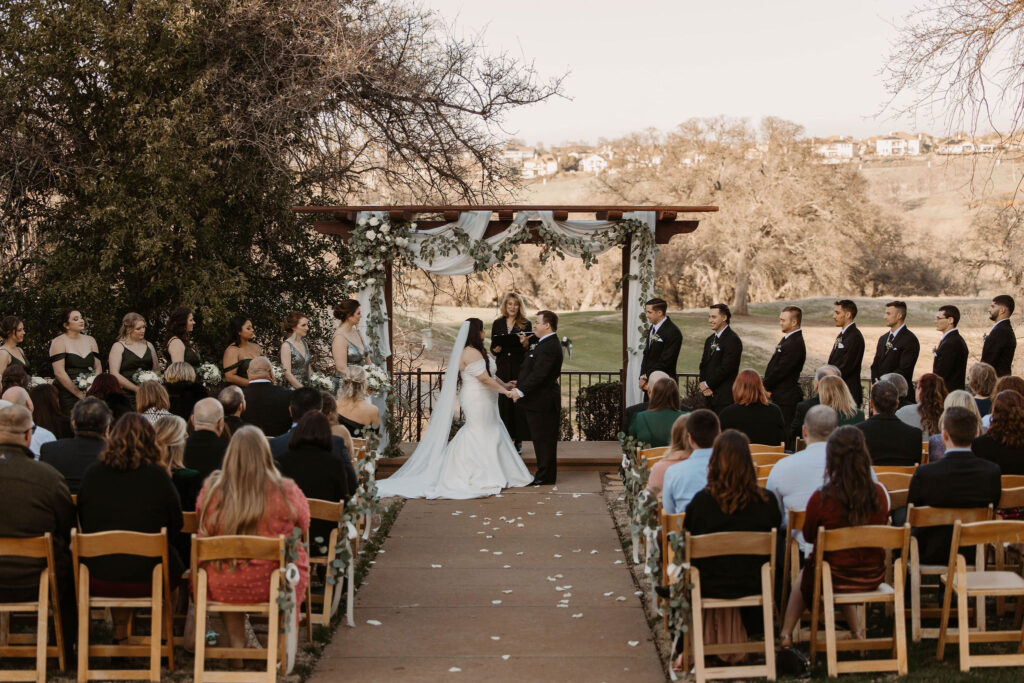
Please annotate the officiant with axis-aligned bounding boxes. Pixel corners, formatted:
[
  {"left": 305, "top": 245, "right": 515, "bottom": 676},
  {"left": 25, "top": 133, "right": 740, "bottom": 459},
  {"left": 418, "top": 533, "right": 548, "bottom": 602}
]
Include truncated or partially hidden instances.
[{"left": 491, "top": 292, "right": 534, "bottom": 453}]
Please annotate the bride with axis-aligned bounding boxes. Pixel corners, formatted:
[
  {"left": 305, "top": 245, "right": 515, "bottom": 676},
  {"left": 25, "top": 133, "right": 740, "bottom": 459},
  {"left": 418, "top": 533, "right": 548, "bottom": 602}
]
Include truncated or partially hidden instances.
[{"left": 376, "top": 318, "right": 534, "bottom": 499}]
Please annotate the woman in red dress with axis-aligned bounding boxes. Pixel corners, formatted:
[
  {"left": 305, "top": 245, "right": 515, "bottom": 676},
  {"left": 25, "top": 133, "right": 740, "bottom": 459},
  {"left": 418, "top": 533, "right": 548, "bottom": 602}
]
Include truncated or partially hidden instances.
[
  {"left": 196, "top": 426, "right": 310, "bottom": 653},
  {"left": 778, "top": 426, "right": 889, "bottom": 648}
]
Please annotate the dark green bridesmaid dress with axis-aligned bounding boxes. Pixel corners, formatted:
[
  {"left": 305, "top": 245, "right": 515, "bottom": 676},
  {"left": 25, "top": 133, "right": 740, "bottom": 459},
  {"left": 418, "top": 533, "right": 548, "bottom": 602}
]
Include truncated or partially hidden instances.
[
  {"left": 49, "top": 350, "right": 97, "bottom": 415},
  {"left": 117, "top": 342, "right": 154, "bottom": 408}
]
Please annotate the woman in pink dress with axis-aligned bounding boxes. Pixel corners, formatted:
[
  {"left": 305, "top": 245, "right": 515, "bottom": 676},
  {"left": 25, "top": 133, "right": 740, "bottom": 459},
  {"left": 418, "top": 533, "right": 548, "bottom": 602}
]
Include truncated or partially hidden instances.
[{"left": 197, "top": 426, "right": 310, "bottom": 653}]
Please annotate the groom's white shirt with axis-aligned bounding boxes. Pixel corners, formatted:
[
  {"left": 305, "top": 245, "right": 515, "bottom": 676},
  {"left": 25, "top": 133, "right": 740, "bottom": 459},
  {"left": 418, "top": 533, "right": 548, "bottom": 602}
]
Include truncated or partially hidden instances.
[{"left": 514, "top": 332, "right": 557, "bottom": 398}]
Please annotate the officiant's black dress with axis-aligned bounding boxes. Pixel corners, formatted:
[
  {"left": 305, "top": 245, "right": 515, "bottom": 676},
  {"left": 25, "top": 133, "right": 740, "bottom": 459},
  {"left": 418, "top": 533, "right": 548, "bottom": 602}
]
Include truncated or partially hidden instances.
[{"left": 490, "top": 317, "right": 533, "bottom": 441}]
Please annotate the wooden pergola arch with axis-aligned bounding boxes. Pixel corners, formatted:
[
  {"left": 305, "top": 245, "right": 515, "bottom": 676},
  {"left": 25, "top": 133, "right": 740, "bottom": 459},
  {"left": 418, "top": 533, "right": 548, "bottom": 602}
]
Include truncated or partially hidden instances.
[{"left": 291, "top": 204, "right": 718, "bottom": 380}]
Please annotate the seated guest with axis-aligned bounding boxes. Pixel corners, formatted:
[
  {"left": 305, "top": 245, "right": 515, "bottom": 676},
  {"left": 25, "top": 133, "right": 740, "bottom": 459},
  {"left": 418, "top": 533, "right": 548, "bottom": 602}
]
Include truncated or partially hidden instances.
[
  {"left": 908, "top": 406, "right": 1001, "bottom": 564},
  {"left": 973, "top": 390, "right": 1024, "bottom": 475},
  {"left": 1, "top": 363, "right": 29, "bottom": 393},
  {"left": 276, "top": 412, "right": 352, "bottom": 550},
  {"left": 77, "top": 414, "right": 184, "bottom": 641},
  {"left": 154, "top": 414, "right": 202, "bottom": 514},
  {"left": 647, "top": 414, "right": 691, "bottom": 500},
  {"left": 788, "top": 365, "right": 841, "bottom": 448},
  {"left": 718, "top": 369, "right": 785, "bottom": 446},
  {"left": 183, "top": 397, "right": 228, "bottom": 480},
  {"left": 321, "top": 390, "right": 354, "bottom": 456},
  {"left": 0, "top": 405, "right": 76, "bottom": 659},
  {"left": 85, "top": 372, "right": 132, "bottom": 422},
  {"left": 164, "top": 361, "right": 208, "bottom": 420},
  {"left": 137, "top": 380, "right": 173, "bottom": 423},
  {"left": 661, "top": 409, "right": 721, "bottom": 514},
  {"left": 336, "top": 365, "right": 379, "bottom": 438},
  {"left": 816, "top": 375, "right": 865, "bottom": 427},
  {"left": 779, "top": 427, "right": 890, "bottom": 648},
  {"left": 39, "top": 397, "right": 112, "bottom": 493},
  {"left": 624, "top": 370, "right": 671, "bottom": 430},
  {"left": 982, "top": 375, "right": 1024, "bottom": 430},
  {"left": 218, "top": 385, "right": 247, "bottom": 435},
  {"left": 896, "top": 372, "right": 948, "bottom": 438},
  {"left": 684, "top": 430, "right": 781, "bottom": 653},
  {"left": 270, "top": 388, "right": 357, "bottom": 498},
  {"left": 29, "top": 384, "right": 72, "bottom": 439},
  {"left": 197, "top": 426, "right": 310, "bottom": 658},
  {"left": 241, "top": 356, "right": 293, "bottom": 437},
  {"left": 628, "top": 376, "right": 685, "bottom": 447},
  {"left": 880, "top": 372, "right": 912, "bottom": 408},
  {"left": 968, "top": 362, "right": 997, "bottom": 417},
  {"left": 766, "top": 405, "right": 839, "bottom": 555},
  {"left": 1, "top": 387, "right": 55, "bottom": 455},
  {"left": 928, "top": 390, "right": 981, "bottom": 462},
  {"left": 856, "top": 381, "right": 922, "bottom": 466}
]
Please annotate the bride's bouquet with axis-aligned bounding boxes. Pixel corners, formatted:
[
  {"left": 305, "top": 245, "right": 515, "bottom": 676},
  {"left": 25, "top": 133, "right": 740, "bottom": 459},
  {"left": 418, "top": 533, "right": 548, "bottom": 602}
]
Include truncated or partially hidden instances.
[
  {"left": 305, "top": 371, "right": 335, "bottom": 392},
  {"left": 132, "top": 369, "right": 163, "bottom": 385},
  {"left": 361, "top": 364, "right": 392, "bottom": 395},
  {"left": 74, "top": 371, "right": 98, "bottom": 392},
  {"left": 196, "top": 362, "right": 222, "bottom": 386}
]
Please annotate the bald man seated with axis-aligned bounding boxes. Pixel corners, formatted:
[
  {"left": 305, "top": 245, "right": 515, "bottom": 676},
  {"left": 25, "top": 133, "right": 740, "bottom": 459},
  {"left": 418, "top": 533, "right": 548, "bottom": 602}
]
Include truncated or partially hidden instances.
[
  {"left": 2, "top": 387, "right": 55, "bottom": 456},
  {"left": 183, "top": 397, "right": 228, "bottom": 479}
]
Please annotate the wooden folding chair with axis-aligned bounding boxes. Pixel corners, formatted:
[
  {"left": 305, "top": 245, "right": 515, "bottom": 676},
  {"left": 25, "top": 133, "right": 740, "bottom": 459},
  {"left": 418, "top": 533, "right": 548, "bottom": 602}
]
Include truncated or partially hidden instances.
[
  {"left": 937, "top": 520, "right": 1024, "bottom": 671},
  {"left": 192, "top": 535, "right": 285, "bottom": 682},
  {"left": 749, "top": 442, "right": 785, "bottom": 454},
  {"left": 808, "top": 524, "right": 910, "bottom": 677},
  {"left": 72, "top": 528, "right": 174, "bottom": 682},
  {"left": 887, "top": 489, "right": 909, "bottom": 510},
  {"left": 305, "top": 499, "right": 344, "bottom": 638},
  {"left": 752, "top": 451, "right": 787, "bottom": 467},
  {"left": 754, "top": 464, "right": 774, "bottom": 479},
  {"left": 350, "top": 438, "right": 367, "bottom": 462},
  {"left": 907, "top": 504, "right": 992, "bottom": 642},
  {"left": 996, "top": 488, "right": 1024, "bottom": 614},
  {"left": 921, "top": 441, "right": 929, "bottom": 465},
  {"left": 181, "top": 513, "right": 198, "bottom": 535},
  {"left": 794, "top": 437, "right": 807, "bottom": 452},
  {"left": 685, "top": 529, "right": 777, "bottom": 682},
  {"left": 0, "top": 533, "right": 65, "bottom": 682},
  {"left": 659, "top": 509, "right": 686, "bottom": 589},
  {"left": 873, "top": 465, "right": 917, "bottom": 476},
  {"left": 638, "top": 446, "right": 668, "bottom": 468},
  {"left": 876, "top": 472, "right": 914, "bottom": 492},
  {"left": 781, "top": 509, "right": 807, "bottom": 628},
  {"left": 1002, "top": 474, "right": 1024, "bottom": 489}
]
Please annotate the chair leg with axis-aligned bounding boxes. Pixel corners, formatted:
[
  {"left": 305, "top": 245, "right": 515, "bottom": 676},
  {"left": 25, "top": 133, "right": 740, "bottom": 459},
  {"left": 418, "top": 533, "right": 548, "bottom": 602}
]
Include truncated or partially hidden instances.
[
  {"left": 150, "top": 568, "right": 162, "bottom": 683},
  {"left": 194, "top": 571, "right": 207, "bottom": 683},
  {"left": 893, "top": 559, "right": 908, "bottom": 676},
  {"left": 822, "top": 568, "right": 839, "bottom": 678},
  {"left": 957, "top": 561, "right": 971, "bottom": 672},
  {"left": 266, "top": 573, "right": 280, "bottom": 683},
  {"left": 77, "top": 567, "right": 89, "bottom": 683},
  {"left": 761, "top": 563, "right": 776, "bottom": 681},
  {"left": 936, "top": 571, "right": 955, "bottom": 660},
  {"left": 36, "top": 572, "right": 49, "bottom": 683},
  {"left": 690, "top": 576, "right": 705, "bottom": 683},
  {"left": 910, "top": 545, "right": 922, "bottom": 642}
]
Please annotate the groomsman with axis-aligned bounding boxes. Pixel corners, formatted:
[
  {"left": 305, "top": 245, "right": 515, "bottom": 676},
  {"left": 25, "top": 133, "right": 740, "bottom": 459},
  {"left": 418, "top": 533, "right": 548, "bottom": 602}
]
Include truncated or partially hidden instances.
[
  {"left": 870, "top": 300, "right": 920, "bottom": 388},
  {"left": 982, "top": 294, "right": 1017, "bottom": 376},
  {"left": 827, "top": 299, "right": 865, "bottom": 406},
  {"left": 932, "top": 305, "right": 969, "bottom": 390},
  {"left": 698, "top": 303, "right": 742, "bottom": 413},
  {"left": 763, "top": 305, "right": 806, "bottom": 428},
  {"left": 638, "top": 297, "right": 682, "bottom": 392}
]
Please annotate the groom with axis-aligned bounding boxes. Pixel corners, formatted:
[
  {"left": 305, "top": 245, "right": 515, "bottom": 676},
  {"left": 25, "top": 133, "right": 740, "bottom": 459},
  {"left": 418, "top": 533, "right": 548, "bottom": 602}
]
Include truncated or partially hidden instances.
[{"left": 513, "top": 310, "right": 563, "bottom": 485}]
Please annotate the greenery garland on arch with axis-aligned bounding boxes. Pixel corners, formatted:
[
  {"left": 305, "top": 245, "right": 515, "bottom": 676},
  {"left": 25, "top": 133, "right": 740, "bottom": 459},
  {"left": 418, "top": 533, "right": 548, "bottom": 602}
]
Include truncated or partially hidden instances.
[{"left": 340, "top": 213, "right": 658, "bottom": 453}]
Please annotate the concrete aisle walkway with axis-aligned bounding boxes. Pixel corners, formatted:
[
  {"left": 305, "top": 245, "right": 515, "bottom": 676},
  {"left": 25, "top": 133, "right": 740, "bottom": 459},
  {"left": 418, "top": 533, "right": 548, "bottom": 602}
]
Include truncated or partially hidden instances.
[{"left": 309, "top": 471, "right": 665, "bottom": 682}]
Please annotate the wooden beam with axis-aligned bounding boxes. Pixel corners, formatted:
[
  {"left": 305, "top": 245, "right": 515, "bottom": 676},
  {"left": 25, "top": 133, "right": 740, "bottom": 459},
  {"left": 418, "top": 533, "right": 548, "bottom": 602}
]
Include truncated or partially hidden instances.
[
  {"left": 621, "top": 234, "right": 632, "bottom": 423},
  {"left": 385, "top": 261, "right": 394, "bottom": 374},
  {"left": 294, "top": 204, "right": 719, "bottom": 214},
  {"left": 654, "top": 219, "right": 700, "bottom": 243}
]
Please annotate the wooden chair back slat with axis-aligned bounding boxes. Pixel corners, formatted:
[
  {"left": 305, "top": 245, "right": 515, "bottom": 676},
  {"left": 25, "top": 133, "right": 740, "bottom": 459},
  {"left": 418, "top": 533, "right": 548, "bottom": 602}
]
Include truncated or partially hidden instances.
[
  {"left": 1001, "top": 474, "right": 1024, "bottom": 489},
  {"left": 181, "top": 512, "right": 198, "bottom": 535},
  {"left": 921, "top": 441, "right": 929, "bottom": 465},
  {"left": 749, "top": 442, "right": 785, "bottom": 454},
  {"left": 818, "top": 524, "right": 908, "bottom": 553},
  {"left": 72, "top": 529, "right": 168, "bottom": 558},
  {"left": 685, "top": 530, "right": 775, "bottom": 560},
  {"left": 873, "top": 465, "right": 917, "bottom": 476},
  {"left": 952, "top": 519, "right": 1024, "bottom": 548},
  {"left": 194, "top": 535, "right": 284, "bottom": 564},
  {"left": 0, "top": 534, "right": 51, "bottom": 558},
  {"left": 876, "top": 472, "right": 914, "bottom": 490},
  {"left": 907, "top": 504, "right": 993, "bottom": 528},
  {"left": 998, "top": 486, "right": 1024, "bottom": 510},
  {"left": 307, "top": 499, "right": 344, "bottom": 523},
  {"left": 888, "top": 489, "right": 909, "bottom": 509}
]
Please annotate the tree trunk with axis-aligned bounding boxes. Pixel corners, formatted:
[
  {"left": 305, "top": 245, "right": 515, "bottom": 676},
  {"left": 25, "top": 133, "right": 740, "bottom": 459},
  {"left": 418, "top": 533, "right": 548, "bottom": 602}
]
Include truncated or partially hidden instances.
[{"left": 733, "top": 256, "right": 750, "bottom": 316}]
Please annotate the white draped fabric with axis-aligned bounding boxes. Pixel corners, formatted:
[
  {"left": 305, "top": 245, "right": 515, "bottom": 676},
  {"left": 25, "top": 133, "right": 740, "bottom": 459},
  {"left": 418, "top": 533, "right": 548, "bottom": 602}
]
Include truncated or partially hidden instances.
[{"left": 355, "top": 209, "right": 656, "bottom": 408}]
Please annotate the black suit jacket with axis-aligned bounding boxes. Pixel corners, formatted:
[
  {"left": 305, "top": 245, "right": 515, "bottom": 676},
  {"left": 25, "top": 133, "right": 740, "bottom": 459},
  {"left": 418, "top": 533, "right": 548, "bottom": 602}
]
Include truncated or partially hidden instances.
[
  {"left": 763, "top": 330, "right": 806, "bottom": 407},
  {"left": 907, "top": 449, "right": 1001, "bottom": 564},
  {"left": 270, "top": 430, "right": 357, "bottom": 498},
  {"left": 981, "top": 319, "right": 1017, "bottom": 377},
  {"left": 698, "top": 326, "right": 743, "bottom": 409},
  {"left": 827, "top": 323, "right": 865, "bottom": 406},
  {"left": 933, "top": 329, "right": 969, "bottom": 391},
  {"left": 38, "top": 435, "right": 105, "bottom": 494},
  {"left": 856, "top": 414, "right": 923, "bottom": 466},
  {"left": 972, "top": 434, "right": 1024, "bottom": 475},
  {"left": 870, "top": 326, "right": 920, "bottom": 387},
  {"left": 517, "top": 335, "right": 563, "bottom": 410},
  {"left": 241, "top": 381, "right": 294, "bottom": 437},
  {"left": 183, "top": 429, "right": 228, "bottom": 480},
  {"left": 640, "top": 317, "right": 682, "bottom": 379}
]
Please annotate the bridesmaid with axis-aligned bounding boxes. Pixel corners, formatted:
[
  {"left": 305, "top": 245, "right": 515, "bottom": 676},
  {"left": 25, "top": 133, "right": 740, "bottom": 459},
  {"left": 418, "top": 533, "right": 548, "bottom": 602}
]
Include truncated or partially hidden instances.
[
  {"left": 281, "top": 311, "right": 311, "bottom": 389},
  {"left": 490, "top": 292, "right": 532, "bottom": 452},
  {"left": 48, "top": 308, "right": 102, "bottom": 415},
  {"left": 222, "top": 315, "right": 262, "bottom": 387},
  {"left": 331, "top": 300, "right": 368, "bottom": 383},
  {"left": 165, "top": 307, "right": 202, "bottom": 366},
  {"left": 0, "top": 316, "right": 30, "bottom": 376},
  {"left": 108, "top": 312, "right": 160, "bottom": 404}
]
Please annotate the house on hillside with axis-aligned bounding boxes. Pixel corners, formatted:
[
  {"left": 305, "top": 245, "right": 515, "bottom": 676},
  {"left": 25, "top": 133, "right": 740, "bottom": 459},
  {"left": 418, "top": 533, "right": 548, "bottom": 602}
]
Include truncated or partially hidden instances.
[
  {"left": 579, "top": 153, "right": 608, "bottom": 174},
  {"left": 936, "top": 139, "right": 975, "bottom": 155},
  {"left": 501, "top": 144, "right": 536, "bottom": 167},
  {"left": 815, "top": 136, "right": 856, "bottom": 162},
  {"left": 522, "top": 153, "right": 558, "bottom": 178},
  {"left": 875, "top": 133, "right": 922, "bottom": 156}
]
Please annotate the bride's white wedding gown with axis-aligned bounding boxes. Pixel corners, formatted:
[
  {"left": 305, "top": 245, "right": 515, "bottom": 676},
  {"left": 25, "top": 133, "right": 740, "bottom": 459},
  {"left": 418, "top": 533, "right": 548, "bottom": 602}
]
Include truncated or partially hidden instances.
[{"left": 376, "top": 355, "right": 534, "bottom": 499}]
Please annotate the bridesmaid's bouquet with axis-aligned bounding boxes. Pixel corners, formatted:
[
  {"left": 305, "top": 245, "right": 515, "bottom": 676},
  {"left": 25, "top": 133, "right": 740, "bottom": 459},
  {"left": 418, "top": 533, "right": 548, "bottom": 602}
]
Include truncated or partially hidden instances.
[
  {"left": 132, "top": 369, "right": 163, "bottom": 384},
  {"left": 361, "top": 364, "right": 391, "bottom": 395},
  {"left": 196, "top": 363, "right": 222, "bottom": 386},
  {"left": 74, "top": 371, "right": 98, "bottom": 392},
  {"left": 269, "top": 361, "right": 286, "bottom": 385},
  {"left": 28, "top": 376, "right": 50, "bottom": 389},
  {"left": 306, "top": 371, "right": 335, "bottom": 392}
]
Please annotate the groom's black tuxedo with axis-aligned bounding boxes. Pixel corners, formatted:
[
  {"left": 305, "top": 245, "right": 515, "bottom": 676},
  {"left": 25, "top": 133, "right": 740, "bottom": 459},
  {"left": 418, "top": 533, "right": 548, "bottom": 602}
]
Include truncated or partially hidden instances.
[
  {"left": 640, "top": 317, "right": 682, "bottom": 379},
  {"left": 516, "top": 334, "right": 564, "bottom": 484}
]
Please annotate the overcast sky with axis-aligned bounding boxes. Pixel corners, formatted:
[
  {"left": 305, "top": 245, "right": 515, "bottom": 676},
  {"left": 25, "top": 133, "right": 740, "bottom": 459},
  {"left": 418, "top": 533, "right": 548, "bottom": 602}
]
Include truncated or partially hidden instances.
[{"left": 423, "top": 0, "right": 939, "bottom": 146}]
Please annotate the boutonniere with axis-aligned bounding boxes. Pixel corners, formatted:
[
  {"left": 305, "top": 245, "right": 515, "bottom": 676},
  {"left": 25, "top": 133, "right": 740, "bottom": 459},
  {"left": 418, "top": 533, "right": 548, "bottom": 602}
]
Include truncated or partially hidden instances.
[
  {"left": 775, "top": 344, "right": 783, "bottom": 354},
  {"left": 650, "top": 332, "right": 663, "bottom": 343},
  {"left": 710, "top": 340, "right": 720, "bottom": 353},
  {"left": 983, "top": 333, "right": 990, "bottom": 342},
  {"left": 885, "top": 340, "right": 894, "bottom": 352},
  {"left": 932, "top": 346, "right": 938, "bottom": 357},
  {"left": 834, "top": 334, "right": 844, "bottom": 349}
]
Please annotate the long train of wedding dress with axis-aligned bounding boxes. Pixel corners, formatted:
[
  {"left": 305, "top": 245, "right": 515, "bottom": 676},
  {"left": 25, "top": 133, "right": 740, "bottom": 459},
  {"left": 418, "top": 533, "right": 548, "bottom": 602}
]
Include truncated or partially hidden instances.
[{"left": 376, "top": 322, "right": 533, "bottom": 499}]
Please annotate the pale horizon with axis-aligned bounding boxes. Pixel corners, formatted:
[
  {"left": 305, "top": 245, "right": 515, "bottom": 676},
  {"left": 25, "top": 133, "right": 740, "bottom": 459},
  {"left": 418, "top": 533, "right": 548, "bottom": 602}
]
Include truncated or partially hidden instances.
[{"left": 424, "top": 0, "right": 1006, "bottom": 146}]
